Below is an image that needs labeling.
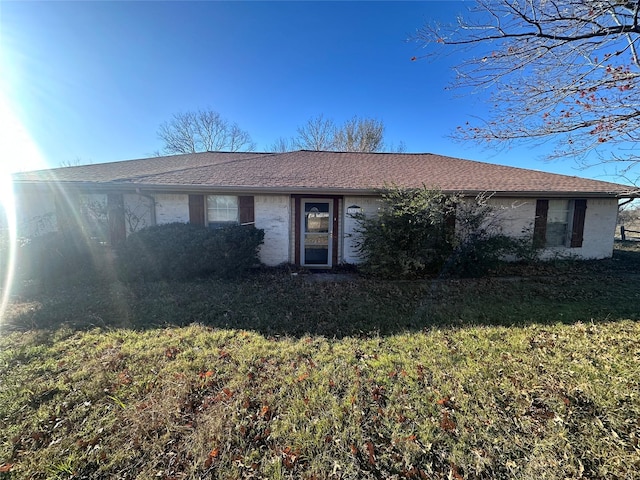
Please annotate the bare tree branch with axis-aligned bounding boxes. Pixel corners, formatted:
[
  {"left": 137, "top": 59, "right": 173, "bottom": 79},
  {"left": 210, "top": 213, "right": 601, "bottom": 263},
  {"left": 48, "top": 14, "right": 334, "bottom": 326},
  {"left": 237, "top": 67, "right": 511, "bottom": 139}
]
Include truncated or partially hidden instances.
[
  {"left": 293, "top": 114, "right": 337, "bottom": 151},
  {"left": 269, "top": 137, "right": 296, "bottom": 153},
  {"left": 157, "top": 109, "right": 255, "bottom": 154},
  {"left": 333, "top": 116, "right": 385, "bottom": 152},
  {"left": 283, "top": 114, "right": 403, "bottom": 153},
  {"left": 414, "top": 0, "right": 640, "bottom": 176}
]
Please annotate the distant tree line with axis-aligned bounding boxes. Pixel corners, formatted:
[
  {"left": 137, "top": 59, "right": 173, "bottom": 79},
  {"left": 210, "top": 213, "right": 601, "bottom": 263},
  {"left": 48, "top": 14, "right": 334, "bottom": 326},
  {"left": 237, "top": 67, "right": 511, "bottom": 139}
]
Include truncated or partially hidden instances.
[{"left": 156, "top": 108, "right": 405, "bottom": 155}]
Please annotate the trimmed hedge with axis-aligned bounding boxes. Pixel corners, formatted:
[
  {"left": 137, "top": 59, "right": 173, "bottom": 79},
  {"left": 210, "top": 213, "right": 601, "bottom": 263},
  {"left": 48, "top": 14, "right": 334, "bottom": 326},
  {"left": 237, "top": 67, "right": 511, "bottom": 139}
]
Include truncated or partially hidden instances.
[{"left": 116, "top": 223, "right": 264, "bottom": 281}]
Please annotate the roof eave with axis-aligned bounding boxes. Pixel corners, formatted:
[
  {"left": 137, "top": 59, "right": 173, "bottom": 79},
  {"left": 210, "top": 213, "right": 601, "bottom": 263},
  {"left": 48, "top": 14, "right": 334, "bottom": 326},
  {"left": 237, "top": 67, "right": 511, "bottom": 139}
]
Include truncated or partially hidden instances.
[{"left": 12, "top": 181, "right": 638, "bottom": 198}]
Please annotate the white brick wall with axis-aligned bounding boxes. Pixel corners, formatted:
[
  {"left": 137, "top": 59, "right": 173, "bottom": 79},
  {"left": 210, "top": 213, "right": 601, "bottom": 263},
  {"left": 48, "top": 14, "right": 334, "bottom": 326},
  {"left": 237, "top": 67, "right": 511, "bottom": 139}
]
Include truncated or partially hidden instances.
[
  {"left": 342, "top": 196, "right": 382, "bottom": 264},
  {"left": 154, "top": 194, "right": 189, "bottom": 224},
  {"left": 488, "top": 197, "right": 617, "bottom": 260},
  {"left": 13, "top": 189, "right": 620, "bottom": 262},
  {"left": 15, "top": 189, "right": 57, "bottom": 237},
  {"left": 123, "top": 194, "right": 154, "bottom": 234},
  {"left": 581, "top": 198, "right": 619, "bottom": 258},
  {"left": 486, "top": 197, "right": 536, "bottom": 239},
  {"left": 153, "top": 193, "right": 291, "bottom": 266},
  {"left": 539, "top": 197, "right": 618, "bottom": 260},
  {"left": 255, "top": 195, "right": 290, "bottom": 266}
]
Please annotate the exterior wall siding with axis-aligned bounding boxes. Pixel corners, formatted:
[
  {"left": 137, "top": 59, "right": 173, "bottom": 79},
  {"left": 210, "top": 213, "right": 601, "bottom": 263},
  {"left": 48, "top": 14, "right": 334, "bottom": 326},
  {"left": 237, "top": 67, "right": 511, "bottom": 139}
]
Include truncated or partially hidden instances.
[
  {"left": 488, "top": 197, "right": 617, "bottom": 260},
  {"left": 486, "top": 197, "right": 536, "bottom": 239},
  {"left": 342, "top": 196, "right": 381, "bottom": 264},
  {"left": 123, "top": 194, "right": 154, "bottom": 234},
  {"left": 254, "top": 195, "right": 290, "bottom": 266},
  {"left": 11, "top": 189, "right": 620, "bottom": 263},
  {"left": 540, "top": 197, "right": 617, "bottom": 260},
  {"left": 289, "top": 197, "right": 296, "bottom": 264},
  {"left": 15, "top": 189, "right": 58, "bottom": 237},
  {"left": 153, "top": 193, "right": 290, "bottom": 266},
  {"left": 336, "top": 198, "right": 344, "bottom": 264},
  {"left": 583, "top": 198, "right": 619, "bottom": 259},
  {"left": 154, "top": 194, "right": 190, "bottom": 224}
]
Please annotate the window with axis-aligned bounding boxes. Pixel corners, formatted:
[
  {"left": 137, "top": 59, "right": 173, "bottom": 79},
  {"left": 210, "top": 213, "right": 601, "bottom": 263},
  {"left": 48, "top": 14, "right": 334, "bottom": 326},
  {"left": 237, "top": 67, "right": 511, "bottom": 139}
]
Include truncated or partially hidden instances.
[
  {"left": 197, "top": 195, "right": 255, "bottom": 228},
  {"left": 546, "top": 199, "right": 571, "bottom": 247},
  {"left": 207, "top": 195, "right": 238, "bottom": 227},
  {"left": 534, "top": 199, "right": 587, "bottom": 248},
  {"left": 78, "top": 194, "right": 109, "bottom": 244}
]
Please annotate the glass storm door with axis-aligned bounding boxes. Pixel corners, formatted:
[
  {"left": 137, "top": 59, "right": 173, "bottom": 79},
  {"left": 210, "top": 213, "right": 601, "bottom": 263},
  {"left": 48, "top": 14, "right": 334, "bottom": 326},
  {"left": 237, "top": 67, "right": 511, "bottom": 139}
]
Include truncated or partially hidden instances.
[{"left": 301, "top": 200, "right": 333, "bottom": 267}]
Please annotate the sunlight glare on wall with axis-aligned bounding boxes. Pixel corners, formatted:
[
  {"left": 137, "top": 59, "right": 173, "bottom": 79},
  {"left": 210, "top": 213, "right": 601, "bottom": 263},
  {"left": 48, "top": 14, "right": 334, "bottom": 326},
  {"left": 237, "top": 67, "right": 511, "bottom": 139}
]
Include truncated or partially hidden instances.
[{"left": 0, "top": 94, "right": 46, "bottom": 323}]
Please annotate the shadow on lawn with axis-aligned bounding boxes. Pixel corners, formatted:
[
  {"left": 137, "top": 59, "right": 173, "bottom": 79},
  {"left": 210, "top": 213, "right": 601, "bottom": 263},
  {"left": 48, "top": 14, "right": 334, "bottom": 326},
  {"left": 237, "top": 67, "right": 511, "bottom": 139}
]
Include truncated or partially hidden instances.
[{"left": 3, "top": 242, "right": 640, "bottom": 337}]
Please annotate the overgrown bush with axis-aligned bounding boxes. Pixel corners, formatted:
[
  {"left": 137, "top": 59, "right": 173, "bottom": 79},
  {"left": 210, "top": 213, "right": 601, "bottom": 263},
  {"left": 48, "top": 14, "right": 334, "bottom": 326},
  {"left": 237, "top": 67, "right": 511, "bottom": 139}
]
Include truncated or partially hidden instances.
[
  {"left": 116, "top": 223, "right": 264, "bottom": 281},
  {"left": 353, "top": 186, "right": 533, "bottom": 278},
  {"left": 443, "top": 194, "right": 535, "bottom": 277},
  {"left": 352, "top": 187, "right": 457, "bottom": 278},
  {"left": 13, "top": 228, "right": 97, "bottom": 287},
  {"left": 446, "top": 232, "right": 532, "bottom": 277}
]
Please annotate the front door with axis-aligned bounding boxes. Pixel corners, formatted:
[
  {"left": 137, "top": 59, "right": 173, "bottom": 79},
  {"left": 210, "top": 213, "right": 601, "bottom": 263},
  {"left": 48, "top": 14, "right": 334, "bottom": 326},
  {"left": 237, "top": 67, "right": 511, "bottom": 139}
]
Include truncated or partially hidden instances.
[{"left": 301, "top": 199, "right": 333, "bottom": 267}]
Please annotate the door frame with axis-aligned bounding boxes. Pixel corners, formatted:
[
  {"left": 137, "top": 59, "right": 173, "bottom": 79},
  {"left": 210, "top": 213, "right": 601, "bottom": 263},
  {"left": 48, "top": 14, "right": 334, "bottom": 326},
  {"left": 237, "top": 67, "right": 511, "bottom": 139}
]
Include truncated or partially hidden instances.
[{"left": 293, "top": 195, "right": 340, "bottom": 267}]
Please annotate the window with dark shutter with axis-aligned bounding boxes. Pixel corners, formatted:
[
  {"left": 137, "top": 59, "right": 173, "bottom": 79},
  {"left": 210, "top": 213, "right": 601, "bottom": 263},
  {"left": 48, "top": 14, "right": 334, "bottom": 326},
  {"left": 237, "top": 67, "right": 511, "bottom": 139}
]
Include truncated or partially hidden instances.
[
  {"left": 188, "top": 195, "right": 205, "bottom": 226},
  {"left": 534, "top": 198, "right": 587, "bottom": 249},
  {"left": 570, "top": 199, "right": 587, "bottom": 248},
  {"left": 55, "top": 194, "right": 74, "bottom": 234},
  {"left": 444, "top": 208, "right": 456, "bottom": 243},
  {"left": 107, "top": 193, "right": 126, "bottom": 246}
]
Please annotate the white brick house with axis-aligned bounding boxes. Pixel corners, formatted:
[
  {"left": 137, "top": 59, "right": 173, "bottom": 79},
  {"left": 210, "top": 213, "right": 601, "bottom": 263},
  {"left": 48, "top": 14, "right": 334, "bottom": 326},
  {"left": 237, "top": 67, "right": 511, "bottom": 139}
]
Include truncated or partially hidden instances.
[{"left": 12, "top": 150, "right": 637, "bottom": 267}]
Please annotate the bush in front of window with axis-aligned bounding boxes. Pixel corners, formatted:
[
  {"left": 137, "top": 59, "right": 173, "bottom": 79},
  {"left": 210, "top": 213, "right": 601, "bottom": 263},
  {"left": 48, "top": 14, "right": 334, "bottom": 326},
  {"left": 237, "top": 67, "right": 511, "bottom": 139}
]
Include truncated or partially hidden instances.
[
  {"left": 116, "top": 222, "right": 264, "bottom": 281},
  {"left": 353, "top": 186, "right": 533, "bottom": 279},
  {"left": 201, "top": 224, "right": 265, "bottom": 278}
]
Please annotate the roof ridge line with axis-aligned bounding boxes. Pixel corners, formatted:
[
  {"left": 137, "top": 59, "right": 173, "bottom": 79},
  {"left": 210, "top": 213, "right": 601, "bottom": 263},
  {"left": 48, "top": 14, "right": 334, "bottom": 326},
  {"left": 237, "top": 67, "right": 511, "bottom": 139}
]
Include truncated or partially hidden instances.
[{"left": 105, "top": 152, "right": 277, "bottom": 183}]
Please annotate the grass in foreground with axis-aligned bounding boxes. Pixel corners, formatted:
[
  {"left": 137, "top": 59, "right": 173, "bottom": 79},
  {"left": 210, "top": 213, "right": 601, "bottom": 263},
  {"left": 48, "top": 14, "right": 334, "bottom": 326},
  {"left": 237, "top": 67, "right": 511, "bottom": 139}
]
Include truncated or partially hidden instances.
[
  {"left": 0, "top": 242, "right": 639, "bottom": 479},
  {"left": 1, "top": 323, "right": 639, "bottom": 479}
]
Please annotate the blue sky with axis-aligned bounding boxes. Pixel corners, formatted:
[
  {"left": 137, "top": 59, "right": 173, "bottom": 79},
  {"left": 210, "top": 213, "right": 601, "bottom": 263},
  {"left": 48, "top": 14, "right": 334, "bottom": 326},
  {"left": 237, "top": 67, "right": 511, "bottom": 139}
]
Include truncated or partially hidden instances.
[{"left": 0, "top": 0, "right": 630, "bottom": 183}]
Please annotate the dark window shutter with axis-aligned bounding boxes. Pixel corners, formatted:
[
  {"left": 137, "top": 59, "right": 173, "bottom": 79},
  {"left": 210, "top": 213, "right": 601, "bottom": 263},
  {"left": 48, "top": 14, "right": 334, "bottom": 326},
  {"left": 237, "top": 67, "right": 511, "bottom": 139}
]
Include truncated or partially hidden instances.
[
  {"left": 444, "top": 206, "right": 456, "bottom": 243},
  {"left": 239, "top": 196, "right": 255, "bottom": 226},
  {"left": 107, "top": 193, "right": 126, "bottom": 246},
  {"left": 570, "top": 199, "right": 587, "bottom": 248},
  {"left": 533, "top": 199, "right": 549, "bottom": 248},
  {"left": 55, "top": 194, "right": 74, "bottom": 234},
  {"left": 188, "top": 195, "right": 205, "bottom": 226}
]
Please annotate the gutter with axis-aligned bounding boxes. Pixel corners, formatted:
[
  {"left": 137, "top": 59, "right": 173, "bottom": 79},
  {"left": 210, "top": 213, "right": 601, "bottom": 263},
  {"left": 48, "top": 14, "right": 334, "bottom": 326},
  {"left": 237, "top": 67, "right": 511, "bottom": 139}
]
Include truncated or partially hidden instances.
[{"left": 12, "top": 180, "right": 638, "bottom": 199}]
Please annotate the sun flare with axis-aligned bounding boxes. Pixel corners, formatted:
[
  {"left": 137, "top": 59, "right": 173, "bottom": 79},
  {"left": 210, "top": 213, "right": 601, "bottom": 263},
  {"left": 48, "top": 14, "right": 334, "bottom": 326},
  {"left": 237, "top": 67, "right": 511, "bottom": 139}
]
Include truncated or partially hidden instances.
[{"left": 0, "top": 94, "right": 46, "bottom": 323}]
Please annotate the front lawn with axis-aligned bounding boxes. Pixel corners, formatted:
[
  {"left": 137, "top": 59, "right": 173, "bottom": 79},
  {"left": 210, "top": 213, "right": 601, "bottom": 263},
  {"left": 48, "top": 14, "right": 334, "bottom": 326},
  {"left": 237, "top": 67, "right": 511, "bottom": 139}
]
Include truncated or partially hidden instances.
[{"left": 0, "top": 243, "right": 639, "bottom": 479}]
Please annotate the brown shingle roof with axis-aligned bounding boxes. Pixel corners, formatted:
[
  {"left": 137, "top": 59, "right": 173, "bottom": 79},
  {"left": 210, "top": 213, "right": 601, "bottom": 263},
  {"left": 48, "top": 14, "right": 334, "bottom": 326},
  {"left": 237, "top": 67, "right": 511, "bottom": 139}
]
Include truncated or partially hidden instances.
[
  {"left": 13, "top": 150, "right": 635, "bottom": 197},
  {"left": 13, "top": 151, "right": 268, "bottom": 183}
]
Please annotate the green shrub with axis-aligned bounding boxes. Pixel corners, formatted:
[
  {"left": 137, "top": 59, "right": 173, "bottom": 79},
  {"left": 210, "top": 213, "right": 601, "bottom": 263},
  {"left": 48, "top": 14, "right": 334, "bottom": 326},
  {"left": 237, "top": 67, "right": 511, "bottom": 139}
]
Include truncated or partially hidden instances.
[
  {"left": 352, "top": 187, "right": 457, "bottom": 278},
  {"left": 14, "top": 228, "right": 97, "bottom": 287},
  {"left": 116, "top": 223, "right": 264, "bottom": 281},
  {"left": 353, "top": 187, "right": 533, "bottom": 278},
  {"left": 442, "top": 196, "right": 536, "bottom": 277},
  {"left": 446, "top": 232, "right": 531, "bottom": 277},
  {"left": 201, "top": 223, "right": 266, "bottom": 278}
]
